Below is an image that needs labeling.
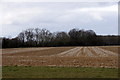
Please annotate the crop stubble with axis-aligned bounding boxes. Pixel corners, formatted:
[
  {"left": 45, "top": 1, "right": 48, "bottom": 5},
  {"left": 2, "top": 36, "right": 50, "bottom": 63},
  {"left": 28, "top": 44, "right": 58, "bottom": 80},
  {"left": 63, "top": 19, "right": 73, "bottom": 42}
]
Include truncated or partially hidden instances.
[{"left": 2, "top": 46, "right": 119, "bottom": 68}]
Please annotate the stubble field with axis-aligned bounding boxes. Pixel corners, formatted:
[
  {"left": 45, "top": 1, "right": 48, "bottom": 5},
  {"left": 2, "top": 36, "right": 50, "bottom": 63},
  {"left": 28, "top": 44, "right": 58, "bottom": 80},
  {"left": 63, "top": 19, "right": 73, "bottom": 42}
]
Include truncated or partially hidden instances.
[
  {"left": 2, "top": 46, "right": 119, "bottom": 68},
  {"left": 2, "top": 46, "right": 119, "bottom": 78}
]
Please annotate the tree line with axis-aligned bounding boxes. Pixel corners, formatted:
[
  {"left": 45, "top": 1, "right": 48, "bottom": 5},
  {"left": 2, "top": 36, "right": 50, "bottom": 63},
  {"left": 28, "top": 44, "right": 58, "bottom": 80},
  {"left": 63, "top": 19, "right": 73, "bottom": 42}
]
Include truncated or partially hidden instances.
[{"left": 1, "top": 28, "right": 120, "bottom": 48}]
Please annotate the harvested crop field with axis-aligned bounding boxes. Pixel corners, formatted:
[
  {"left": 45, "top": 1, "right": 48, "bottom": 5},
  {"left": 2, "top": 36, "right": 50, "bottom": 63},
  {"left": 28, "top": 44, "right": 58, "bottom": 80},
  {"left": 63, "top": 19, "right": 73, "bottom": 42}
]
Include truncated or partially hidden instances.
[{"left": 2, "top": 46, "right": 119, "bottom": 68}]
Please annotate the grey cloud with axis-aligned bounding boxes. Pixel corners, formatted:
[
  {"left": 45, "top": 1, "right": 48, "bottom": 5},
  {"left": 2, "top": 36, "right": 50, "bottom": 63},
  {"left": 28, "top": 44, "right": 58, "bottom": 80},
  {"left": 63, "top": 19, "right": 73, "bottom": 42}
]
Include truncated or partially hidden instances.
[{"left": 1, "top": 2, "right": 118, "bottom": 37}]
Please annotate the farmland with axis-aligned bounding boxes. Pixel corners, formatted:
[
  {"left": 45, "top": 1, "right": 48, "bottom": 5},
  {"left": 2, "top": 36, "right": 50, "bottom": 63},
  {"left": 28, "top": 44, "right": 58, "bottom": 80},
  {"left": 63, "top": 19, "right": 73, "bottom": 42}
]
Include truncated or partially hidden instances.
[
  {"left": 2, "top": 46, "right": 119, "bottom": 78},
  {"left": 2, "top": 46, "right": 119, "bottom": 68}
]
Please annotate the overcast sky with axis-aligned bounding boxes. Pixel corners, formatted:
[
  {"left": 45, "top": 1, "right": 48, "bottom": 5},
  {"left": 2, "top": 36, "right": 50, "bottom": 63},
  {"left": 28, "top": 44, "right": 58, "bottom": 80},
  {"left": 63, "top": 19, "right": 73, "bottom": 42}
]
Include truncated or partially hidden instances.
[{"left": 0, "top": 2, "right": 118, "bottom": 38}]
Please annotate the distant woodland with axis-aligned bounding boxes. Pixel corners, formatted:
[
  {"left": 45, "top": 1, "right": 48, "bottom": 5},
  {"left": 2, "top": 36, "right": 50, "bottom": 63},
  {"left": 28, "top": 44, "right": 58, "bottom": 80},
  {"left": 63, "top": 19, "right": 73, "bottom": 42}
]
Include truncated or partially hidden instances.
[{"left": 1, "top": 28, "right": 120, "bottom": 48}]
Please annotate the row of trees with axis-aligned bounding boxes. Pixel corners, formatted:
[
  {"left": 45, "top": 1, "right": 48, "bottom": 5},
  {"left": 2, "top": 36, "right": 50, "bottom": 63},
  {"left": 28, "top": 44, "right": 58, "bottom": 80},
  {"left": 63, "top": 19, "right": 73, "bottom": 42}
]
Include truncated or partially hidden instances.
[{"left": 2, "top": 28, "right": 120, "bottom": 48}]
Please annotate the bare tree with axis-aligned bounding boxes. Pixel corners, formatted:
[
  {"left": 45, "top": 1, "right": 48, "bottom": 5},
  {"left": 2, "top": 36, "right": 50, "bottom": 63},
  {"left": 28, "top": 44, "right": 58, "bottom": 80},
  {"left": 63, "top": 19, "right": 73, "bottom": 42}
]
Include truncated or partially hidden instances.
[
  {"left": 24, "top": 28, "right": 34, "bottom": 42},
  {"left": 18, "top": 31, "right": 25, "bottom": 43}
]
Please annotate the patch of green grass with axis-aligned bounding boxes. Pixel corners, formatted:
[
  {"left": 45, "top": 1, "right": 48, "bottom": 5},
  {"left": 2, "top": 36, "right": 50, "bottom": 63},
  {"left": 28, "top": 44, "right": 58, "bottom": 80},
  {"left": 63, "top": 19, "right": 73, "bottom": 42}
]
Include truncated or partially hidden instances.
[{"left": 2, "top": 66, "right": 118, "bottom": 78}]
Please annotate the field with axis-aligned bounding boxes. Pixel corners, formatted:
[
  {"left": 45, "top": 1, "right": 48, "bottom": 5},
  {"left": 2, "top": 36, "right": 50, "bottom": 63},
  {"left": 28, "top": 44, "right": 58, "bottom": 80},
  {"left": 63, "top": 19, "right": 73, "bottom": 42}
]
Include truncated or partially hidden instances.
[
  {"left": 2, "top": 46, "right": 119, "bottom": 68},
  {"left": 2, "top": 46, "right": 119, "bottom": 78},
  {"left": 2, "top": 66, "right": 118, "bottom": 78}
]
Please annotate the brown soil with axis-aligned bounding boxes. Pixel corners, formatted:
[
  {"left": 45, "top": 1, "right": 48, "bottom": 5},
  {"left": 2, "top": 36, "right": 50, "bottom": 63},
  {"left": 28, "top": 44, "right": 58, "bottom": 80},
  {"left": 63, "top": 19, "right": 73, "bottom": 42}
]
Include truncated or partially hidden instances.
[
  {"left": 3, "top": 47, "right": 73, "bottom": 56},
  {"left": 100, "top": 46, "right": 120, "bottom": 53},
  {"left": 2, "top": 46, "right": 118, "bottom": 68}
]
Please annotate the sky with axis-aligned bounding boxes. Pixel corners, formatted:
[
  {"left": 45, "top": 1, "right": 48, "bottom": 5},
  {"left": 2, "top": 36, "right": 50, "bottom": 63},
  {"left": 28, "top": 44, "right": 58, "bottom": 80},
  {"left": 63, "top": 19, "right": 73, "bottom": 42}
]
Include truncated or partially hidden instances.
[{"left": 0, "top": 2, "right": 118, "bottom": 38}]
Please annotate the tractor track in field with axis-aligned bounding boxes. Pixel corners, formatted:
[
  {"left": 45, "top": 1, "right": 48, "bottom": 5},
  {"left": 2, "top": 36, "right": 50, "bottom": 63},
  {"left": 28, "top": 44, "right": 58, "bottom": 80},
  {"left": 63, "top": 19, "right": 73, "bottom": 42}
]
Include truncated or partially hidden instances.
[{"left": 54, "top": 47, "right": 117, "bottom": 57}]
